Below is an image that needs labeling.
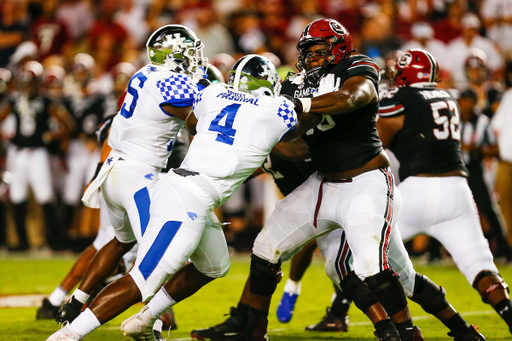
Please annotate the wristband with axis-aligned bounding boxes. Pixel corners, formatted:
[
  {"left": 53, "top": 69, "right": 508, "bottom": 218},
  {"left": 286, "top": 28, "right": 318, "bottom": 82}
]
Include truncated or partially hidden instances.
[{"left": 298, "top": 98, "right": 312, "bottom": 113}]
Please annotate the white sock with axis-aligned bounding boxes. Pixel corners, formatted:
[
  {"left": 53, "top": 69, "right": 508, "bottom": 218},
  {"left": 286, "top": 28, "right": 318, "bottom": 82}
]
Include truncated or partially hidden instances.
[
  {"left": 70, "top": 308, "right": 101, "bottom": 336},
  {"left": 153, "top": 319, "right": 163, "bottom": 332},
  {"left": 72, "top": 289, "right": 90, "bottom": 304},
  {"left": 48, "top": 286, "right": 68, "bottom": 307},
  {"left": 148, "top": 288, "right": 177, "bottom": 318},
  {"left": 283, "top": 279, "right": 301, "bottom": 295}
]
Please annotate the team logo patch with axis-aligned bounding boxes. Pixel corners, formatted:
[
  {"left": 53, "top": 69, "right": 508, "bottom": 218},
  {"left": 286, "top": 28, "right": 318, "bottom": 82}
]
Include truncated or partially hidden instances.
[
  {"left": 187, "top": 211, "right": 197, "bottom": 221},
  {"left": 107, "top": 157, "right": 113, "bottom": 165},
  {"left": 397, "top": 52, "right": 412, "bottom": 68},
  {"left": 329, "top": 20, "right": 345, "bottom": 35},
  {"left": 144, "top": 173, "right": 154, "bottom": 180}
]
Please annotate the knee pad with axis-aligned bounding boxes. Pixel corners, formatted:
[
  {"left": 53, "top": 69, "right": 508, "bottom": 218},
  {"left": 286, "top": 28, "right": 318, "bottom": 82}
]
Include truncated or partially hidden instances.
[
  {"left": 249, "top": 254, "right": 282, "bottom": 296},
  {"left": 411, "top": 273, "right": 450, "bottom": 315},
  {"left": 364, "top": 269, "right": 408, "bottom": 317},
  {"left": 341, "top": 273, "right": 378, "bottom": 313},
  {"left": 473, "top": 270, "right": 509, "bottom": 303}
]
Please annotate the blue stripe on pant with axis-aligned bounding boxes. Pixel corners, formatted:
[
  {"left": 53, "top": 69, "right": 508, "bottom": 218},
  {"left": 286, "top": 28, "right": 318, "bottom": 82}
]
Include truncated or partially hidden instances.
[
  {"left": 138, "top": 221, "right": 182, "bottom": 280},
  {"left": 134, "top": 187, "right": 151, "bottom": 236}
]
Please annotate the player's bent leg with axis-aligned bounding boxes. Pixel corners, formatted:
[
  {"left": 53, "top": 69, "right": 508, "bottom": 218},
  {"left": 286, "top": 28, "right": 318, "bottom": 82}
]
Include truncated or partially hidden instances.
[
  {"left": 473, "top": 270, "right": 512, "bottom": 333},
  {"left": 56, "top": 238, "right": 136, "bottom": 324},
  {"left": 277, "top": 239, "right": 317, "bottom": 323},
  {"left": 411, "top": 273, "right": 486, "bottom": 340}
]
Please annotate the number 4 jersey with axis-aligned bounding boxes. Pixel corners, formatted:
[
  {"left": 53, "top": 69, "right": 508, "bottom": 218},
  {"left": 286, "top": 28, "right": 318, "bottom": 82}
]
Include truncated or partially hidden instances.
[
  {"left": 180, "top": 84, "right": 297, "bottom": 205},
  {"left": 108, "top": 65, "right": 198, "bottom": 170},
  {"left": 378, "top": 86, "right": 468, "bottom": 181}
]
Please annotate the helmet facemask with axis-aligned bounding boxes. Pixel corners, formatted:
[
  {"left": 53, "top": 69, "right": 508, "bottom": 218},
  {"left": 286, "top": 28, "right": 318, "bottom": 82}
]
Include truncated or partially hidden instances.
[
  {"left": 147, "top": 25, "right": 208, "bottom": 77},
  {"left": 228, "top": 54, "right": 281, "bottom": 97},
  {"left": 297, "top": 40, "right": 336, "bottom": 83}
]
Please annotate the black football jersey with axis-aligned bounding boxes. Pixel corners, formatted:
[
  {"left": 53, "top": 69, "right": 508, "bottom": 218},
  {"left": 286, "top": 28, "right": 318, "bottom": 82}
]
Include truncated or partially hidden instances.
[
  {"left": 281, "top": 55, "right": 382, "bottom": 174},
  {"left": 262, "top": 155, "right": 315, "bottom": 196},
  {"left": 69, "top": 94, "right": 111, "bottom": 139},
  {"left": 9, "top": 94, "right": 53, "bottom": 148},
  {"left": 379, "top": 86, "right": 468, "bottom": 181}
]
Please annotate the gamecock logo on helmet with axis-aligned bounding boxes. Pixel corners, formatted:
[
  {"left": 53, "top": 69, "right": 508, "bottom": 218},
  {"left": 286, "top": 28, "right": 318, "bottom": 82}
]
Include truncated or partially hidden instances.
[
  {"left": 397, "top": 53, "right": 412, "bottom": 68},
  {"left": 329, "top": 20, "right": 345, "bottom": 35}
]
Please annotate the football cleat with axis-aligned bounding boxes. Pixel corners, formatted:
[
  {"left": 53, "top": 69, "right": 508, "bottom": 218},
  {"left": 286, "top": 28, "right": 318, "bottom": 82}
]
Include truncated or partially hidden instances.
[
  {"left": 191, "top": 306, "right": 246, "bottom": 340},
  {"left": 120, "top": 305, "right": 158, "bottom": 341},
  {"left": 399, "top": 326, "right": 425, "bottom": 341},
  {"left": 46, "top": 321, "right": 84, "bottom": 341},
  {"left": 36, "top": 298, "right": 60, "bottom": 320},
  {"left": 276, "top": 292, "right": 298, "bottom": 323},
  {"left": 448, "top": 325, "right": 486, "bottom": 341},
  {"left": 374, "top": 326, "right": 401, "bottom": 341},
  {"left": 56, "top": 296, "right": 83, "bottom": 324},
  {"left": 305, "top": 308, "right": 348, "bottom": 332},
  {"left": 229, "top": 315, "right": 269, "bottom": 341}
]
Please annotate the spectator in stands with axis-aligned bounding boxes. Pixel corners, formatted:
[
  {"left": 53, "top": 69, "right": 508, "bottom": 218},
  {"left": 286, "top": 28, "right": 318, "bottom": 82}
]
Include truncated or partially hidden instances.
[
  {"left": 185, "top": 3, "right": 235, "bottom": 58},
  {"left": 0, "top": 0, "right": 26, "bottom": 68},
  {"left": 56, "top": 0, "right": 93, "bottom": 41},
  {"left": 30, "top": 0, "right": 71, "bottom": 62},
  {"left": 229, "top": 10, "right": 267, "bottom": 57},
  {"left": 88, "top": 0, "right": 128, "bottom": 72},
  {"left": 358, "top": 12, "right": 402, "bottom": 61},
  {"left": 433, "top": 1, "right": 464, "bottom": 44},
  {"left": 399, "top": 21, "right": 450, "bottom": 73},
  {"left": 481, "top": 0, "right": 512, "bottom": 61},
  {"left": 114, "top": 0, "right": 150, "bottom": 49},
  {"left": 448, "top": 13, "right": 503, "bottom": 90}
]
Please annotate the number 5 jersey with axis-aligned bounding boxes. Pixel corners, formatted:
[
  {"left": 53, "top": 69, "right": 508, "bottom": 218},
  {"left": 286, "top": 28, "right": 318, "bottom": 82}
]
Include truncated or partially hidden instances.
[
  {"left": 378, "top": 86, "right": 468, "bottom": 181},
  {"left": 108, "top": 65, "right": 198, "bottom": 171}
]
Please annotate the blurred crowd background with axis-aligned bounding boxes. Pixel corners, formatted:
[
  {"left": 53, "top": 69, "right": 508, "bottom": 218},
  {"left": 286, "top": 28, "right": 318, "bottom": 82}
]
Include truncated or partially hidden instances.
[{"left": 1, "top": 0, "right": 512, "bottom": 263}]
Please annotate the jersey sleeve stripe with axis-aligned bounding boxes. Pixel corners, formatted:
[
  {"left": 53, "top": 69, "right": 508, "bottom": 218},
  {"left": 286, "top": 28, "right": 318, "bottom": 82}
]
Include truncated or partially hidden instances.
[
  {"left": 378, "top": 105, "right": 404, "bottom": 116},
  {"left": 348, "top": 62, "right": 380, "bottom": 72}
]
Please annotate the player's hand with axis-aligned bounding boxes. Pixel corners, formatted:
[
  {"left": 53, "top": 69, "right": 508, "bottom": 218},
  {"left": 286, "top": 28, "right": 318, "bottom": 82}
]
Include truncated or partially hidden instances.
[
  {"left": 316, "top": 73, "right": 341, "bottom": 97},
  {"left": 283, "top": 94, "right": 304, "bottom": 114},
  {"left": 197, "top": 78, "right": 211, "bottom": 90}
]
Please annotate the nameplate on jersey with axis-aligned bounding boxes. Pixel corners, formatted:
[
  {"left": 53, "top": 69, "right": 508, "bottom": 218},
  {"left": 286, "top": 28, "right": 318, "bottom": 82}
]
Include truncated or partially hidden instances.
[
  {"left": 216, "top": 90, "right": 260, "bottom": 106},
  {"left": 418, "top": 89, "right": 451, "bottom": 100}
]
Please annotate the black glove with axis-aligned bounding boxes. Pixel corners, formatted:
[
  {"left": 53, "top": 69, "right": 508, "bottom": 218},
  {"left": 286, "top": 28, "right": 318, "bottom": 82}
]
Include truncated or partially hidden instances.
[
  {"left": 197, "top": 78, "right": 211, "bottom": 90},
  {"left": 283, "top": 94, "right": 303, "bottom": 114}
]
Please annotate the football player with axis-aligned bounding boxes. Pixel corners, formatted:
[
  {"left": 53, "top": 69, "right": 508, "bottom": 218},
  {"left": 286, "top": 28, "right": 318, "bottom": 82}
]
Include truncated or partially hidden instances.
[
  {"left": 378, "top": 48, "right": 512, "bottom": 334},
  {"left": 53, "top": 24, "right": 206, "bottom": 326},
  {"left": 60, "top": 53, "right": 117, "bottom": 244},
  {"left": 46, "top": 54, "right": 320, "bottom": 341},
  {"left": 232, "top": 18, "right": 417, "bottom": 341},
  {"left": 0, "top": 61, "right": 74, "bottom": 251}
]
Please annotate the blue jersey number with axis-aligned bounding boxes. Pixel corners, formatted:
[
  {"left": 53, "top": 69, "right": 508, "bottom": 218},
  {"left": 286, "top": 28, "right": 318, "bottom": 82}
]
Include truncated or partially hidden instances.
[
  {"left": 208, "top": 103, "right": 240, "bottom": 145},
  {"left": 120, "top": 72, "right": 148, "bottom": 118}
]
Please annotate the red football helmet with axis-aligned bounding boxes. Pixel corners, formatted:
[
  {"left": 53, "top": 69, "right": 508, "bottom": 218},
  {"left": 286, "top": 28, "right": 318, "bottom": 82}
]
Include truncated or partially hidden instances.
[
  {"left": 394, "top": 49, "right": 438, "bottom": 87},
  {"left": 297, "top": 18, "right": 354, "bottom": 83}
]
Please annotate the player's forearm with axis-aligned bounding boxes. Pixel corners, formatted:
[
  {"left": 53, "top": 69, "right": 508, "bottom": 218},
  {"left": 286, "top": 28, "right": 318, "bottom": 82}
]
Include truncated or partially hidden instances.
[{"left": 300, "top": 83, "right": 376, "bottom": 116}]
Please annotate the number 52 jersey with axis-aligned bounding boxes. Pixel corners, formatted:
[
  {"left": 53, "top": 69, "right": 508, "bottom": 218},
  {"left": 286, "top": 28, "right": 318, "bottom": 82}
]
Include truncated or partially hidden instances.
[
  {"left": 378, "top": 86, "right": 468, "bottom": 181},
  {"left": 181, "top": 84, "right": 297, "bottom": 205}
]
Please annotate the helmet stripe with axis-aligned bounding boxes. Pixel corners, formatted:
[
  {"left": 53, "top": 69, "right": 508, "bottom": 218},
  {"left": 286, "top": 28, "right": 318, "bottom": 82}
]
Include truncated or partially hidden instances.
[
  {"left": 233, "top": 54, "right": 257, "bottom": 92},
  {"left": 423, "top": 51, "right": 437, "bottom": 83}
]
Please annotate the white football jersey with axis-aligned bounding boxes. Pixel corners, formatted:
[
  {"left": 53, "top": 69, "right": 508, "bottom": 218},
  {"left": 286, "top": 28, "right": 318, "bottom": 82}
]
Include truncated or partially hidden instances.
[
  {"left": 180, "top": 84, "right": 297, "bottom": 204},
  {"left": 109, "top": 65, "right": 198, "bottom": 169}
]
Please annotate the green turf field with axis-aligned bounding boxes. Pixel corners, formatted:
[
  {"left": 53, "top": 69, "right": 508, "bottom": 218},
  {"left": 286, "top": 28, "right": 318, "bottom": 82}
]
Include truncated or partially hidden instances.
[{"left": 0, "top": 252, "right": 511, "bottom": 340}]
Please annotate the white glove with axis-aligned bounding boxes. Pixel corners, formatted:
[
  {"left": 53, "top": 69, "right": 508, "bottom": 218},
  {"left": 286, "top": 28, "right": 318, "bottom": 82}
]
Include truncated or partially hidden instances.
[{"left": 315, "top": 73, "right": 341, "bottom": 97}]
